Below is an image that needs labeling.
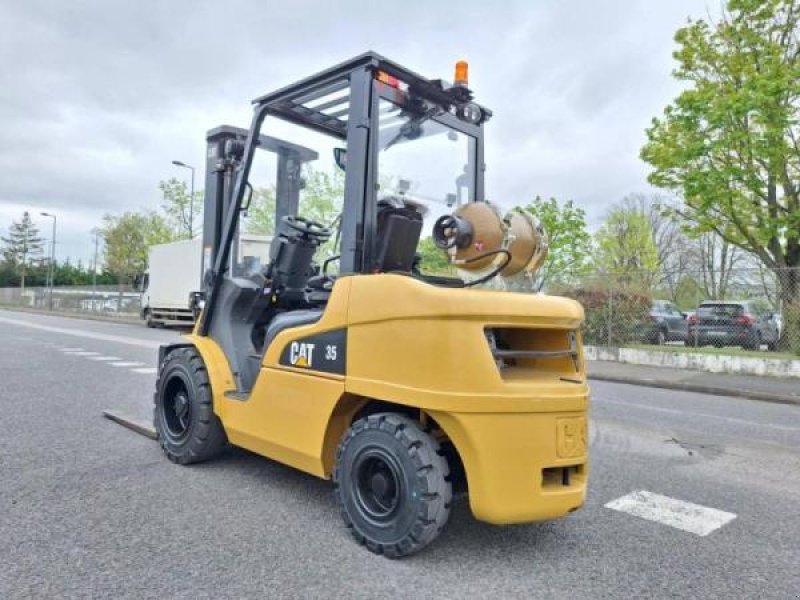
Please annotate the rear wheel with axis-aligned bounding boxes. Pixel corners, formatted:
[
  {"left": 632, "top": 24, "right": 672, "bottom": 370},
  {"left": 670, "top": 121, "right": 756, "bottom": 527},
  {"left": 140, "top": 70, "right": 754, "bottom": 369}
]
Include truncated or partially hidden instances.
[
  {"left": 154, "top": 347, "right": 226, "bottom": 464},
  {"left": 743, "top": 331, "right": 761, "bottom": 351},
  {"left": 334, "top": 413, "right": 452, "bottom": 558}
]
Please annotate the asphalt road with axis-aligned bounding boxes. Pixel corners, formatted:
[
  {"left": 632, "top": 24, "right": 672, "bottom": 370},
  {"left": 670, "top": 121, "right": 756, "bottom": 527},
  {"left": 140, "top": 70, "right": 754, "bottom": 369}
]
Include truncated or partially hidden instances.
[{"left": 1, "top": 309, "right": 799, "bottom": 599}]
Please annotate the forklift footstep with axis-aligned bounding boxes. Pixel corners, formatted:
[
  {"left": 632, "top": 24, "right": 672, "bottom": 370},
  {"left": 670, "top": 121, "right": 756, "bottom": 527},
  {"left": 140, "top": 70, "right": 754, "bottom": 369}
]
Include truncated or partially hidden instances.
[{"left": 102, "top": 410, "right": 157, "bottom": 440}]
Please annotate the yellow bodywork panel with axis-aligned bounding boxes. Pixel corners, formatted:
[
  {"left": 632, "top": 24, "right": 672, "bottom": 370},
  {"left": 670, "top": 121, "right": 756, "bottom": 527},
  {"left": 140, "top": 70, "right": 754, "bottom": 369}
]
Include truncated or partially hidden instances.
[
  {"left": 221, "top": 370, "right": 345, "bottom": 477},
  {"left": 429, "top": 411, "right": 587, "bottom": 524},
  {"left": 187, "top": 273, "right": 589, "bottom": 525}
]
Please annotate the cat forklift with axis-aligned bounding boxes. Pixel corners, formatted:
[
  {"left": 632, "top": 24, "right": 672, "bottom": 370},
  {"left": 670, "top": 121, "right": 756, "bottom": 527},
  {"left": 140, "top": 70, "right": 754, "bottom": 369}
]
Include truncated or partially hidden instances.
[{"left": 154, "top": 52, "right": 589, "bottom": 558}]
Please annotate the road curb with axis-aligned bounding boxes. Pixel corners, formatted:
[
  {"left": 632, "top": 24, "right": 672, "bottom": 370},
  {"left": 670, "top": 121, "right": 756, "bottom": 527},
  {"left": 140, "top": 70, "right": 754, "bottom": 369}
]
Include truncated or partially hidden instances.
[
  {"left": 0, "top": 305, "right": 142, "bottom": 325},
  {"left": 584, "top": 344, "right": 800, "bottom": 379},
  {"left": 588, "top": 373, "right": 800, "bottom": 406}
]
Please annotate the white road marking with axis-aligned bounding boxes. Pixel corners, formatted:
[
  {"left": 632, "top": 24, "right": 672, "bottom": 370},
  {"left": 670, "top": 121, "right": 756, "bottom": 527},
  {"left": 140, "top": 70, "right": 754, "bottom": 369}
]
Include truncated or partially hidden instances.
[
  {"left": 605, "top": 490, "right": 736, "bottom": 536},
  {"left": 596, "top": 397, "right": 800, "bottom": 433},
  {"left": 0, "top": 315, "right": 160, "bottom": 349},
  {"left": 60, "top": 347, "right": 84, "bottom": 352},
  {"left": 67, "top": 351, "right": 101, "bottom": 357},
  {"left": 87, "top": 356, "right": 122, "bottom": 361},
  {"left": 131, "top": 367, "right": 157, "bottom": 374},
  {"left": 111, "top": 362, "right": 144, "bottom": 367}
]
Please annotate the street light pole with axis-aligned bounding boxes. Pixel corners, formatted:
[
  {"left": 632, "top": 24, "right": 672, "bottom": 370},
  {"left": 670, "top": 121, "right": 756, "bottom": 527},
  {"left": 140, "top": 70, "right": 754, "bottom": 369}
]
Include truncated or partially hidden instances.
[
  {"left": 40, "top": 212, "right": 56, "bottom": 310},
  {"left": 171, "top": 160, "right": 196, "bottom": 238},
  {"left": 91, "top": 228, "right": 100, "bottom": 311}
]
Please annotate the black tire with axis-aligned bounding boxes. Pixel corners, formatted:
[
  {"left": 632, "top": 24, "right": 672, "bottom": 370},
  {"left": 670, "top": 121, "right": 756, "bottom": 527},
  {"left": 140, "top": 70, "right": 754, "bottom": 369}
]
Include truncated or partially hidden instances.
[
  {"left": 144, "top": 309, "right": 156, "bottom": 328},
  {"left": 334, "top": 413, "right": 452, "bottom": 558},
  {"left": 743, "top": 331, "right": 761, "bottom": 351},
  {"left": 154, "top": 347, "right": 227, "bottom": 464}
]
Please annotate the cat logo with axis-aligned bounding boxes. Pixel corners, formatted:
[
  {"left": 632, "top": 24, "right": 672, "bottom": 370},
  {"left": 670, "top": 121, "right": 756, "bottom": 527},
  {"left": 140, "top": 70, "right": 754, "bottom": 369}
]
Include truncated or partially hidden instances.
[
  {"left": 279, "top": 330, "right": 346, "bottom": 375},
  {"left": 289, "top": 342, "right": 315, "bottom": 368},
  {"left": 556, "top": 417, "right": 586, "bottom": 458}
]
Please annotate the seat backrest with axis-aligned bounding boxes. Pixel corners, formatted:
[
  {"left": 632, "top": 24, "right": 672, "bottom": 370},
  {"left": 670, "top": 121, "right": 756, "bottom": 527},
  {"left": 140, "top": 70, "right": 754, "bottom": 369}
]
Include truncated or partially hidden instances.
[{"left": 373, "top": 200, "right": 423, "bottom": 272}]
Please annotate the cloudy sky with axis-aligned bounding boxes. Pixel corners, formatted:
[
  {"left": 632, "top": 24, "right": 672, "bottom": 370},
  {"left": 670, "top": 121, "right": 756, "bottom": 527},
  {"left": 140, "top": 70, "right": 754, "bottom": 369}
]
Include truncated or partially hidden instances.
[{"left": 0, "top": 0, "right": 711, "bottom": 264}]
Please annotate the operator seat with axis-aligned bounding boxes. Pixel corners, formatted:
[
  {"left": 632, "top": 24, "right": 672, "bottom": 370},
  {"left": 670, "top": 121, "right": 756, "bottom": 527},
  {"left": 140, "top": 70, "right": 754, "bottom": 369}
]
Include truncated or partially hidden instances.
[{"left": 232, "top": 215, "right": 331, "bottom": 393}]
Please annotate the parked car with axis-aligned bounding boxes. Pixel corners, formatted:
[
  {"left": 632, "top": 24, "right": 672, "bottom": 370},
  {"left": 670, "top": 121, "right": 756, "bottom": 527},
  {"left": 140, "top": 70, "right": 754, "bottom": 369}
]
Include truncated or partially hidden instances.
[
  {"left": 687, "top": 300, "right": 779, "bottom": 350},
  {"left": 645, "top": 300, "right": 689, "bottom": 344},
  {"left": 772, "top": 312, "right": 784, "bottom": 338}
]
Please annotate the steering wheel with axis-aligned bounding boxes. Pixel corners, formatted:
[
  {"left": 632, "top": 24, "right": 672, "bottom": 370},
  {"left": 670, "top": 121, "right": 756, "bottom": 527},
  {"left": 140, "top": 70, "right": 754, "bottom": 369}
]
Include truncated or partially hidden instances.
[{"left": 282, "top": 215, "right": 331, "bottom": 239}]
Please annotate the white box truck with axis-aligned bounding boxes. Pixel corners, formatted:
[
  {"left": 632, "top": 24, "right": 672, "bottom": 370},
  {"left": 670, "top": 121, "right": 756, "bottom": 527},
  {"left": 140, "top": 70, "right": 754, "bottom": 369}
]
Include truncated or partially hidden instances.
[{"left": 141, "top": 234, "right": 270, "bottom": 327}]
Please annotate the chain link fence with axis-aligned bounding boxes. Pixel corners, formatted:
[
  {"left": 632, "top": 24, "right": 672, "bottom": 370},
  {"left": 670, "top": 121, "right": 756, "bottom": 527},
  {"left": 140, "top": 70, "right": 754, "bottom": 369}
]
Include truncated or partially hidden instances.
[
  {"left": 0, "top": 285, "right": 141, "bottom": 318},
  {"left": 550, "top": 267, "right": 800, "bottom": 357},
  {"left": 3, "top": 269, "right": 800, "bottom": 357}
]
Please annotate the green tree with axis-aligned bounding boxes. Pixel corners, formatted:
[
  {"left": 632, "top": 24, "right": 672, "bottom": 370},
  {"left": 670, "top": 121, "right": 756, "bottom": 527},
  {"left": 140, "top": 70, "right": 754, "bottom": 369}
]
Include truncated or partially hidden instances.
[
  {"left": 51, "top": 258, "right": 109, "bottom": 286},
  {"left": 101, "top": 212, "right": 172, "bottom": 284},
  {"left": 1, "top": 211, "right": 45, "bottom": 292},
  {"left": 522, "top": 196, "right": 592, "bottom": 289},
  {"left": 640, "top": 0, "right": 800, "bottom": 314},
  {"left": 594, "top": 206, "right": 660, "bottom": 287},
  {"left": 244, "top": 186, "right": 277, "bottom": 235},
  {"left": 621, "top": 194, "right": 689, "bottom": 284},
  {"left": 53, "top": 258, "right": 82, "bottom": 286},
  {"left": 0, "top": 262, "right": 16, "bottom": 286},
  {"left": 159, "top": 178, "right": 202, "bottom": 240},
  {"left": 299, "top": 169, "right": 343, "bottom": 226},
  {"left": 416, "top": 237, "right": 455, "bottom": 276}
]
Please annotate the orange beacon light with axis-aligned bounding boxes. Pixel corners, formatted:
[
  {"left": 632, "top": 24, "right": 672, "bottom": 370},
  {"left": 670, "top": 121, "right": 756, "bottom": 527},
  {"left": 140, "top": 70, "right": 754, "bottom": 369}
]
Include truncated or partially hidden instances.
[{"left": 454, "top": 60, "right": 468, "bottom": 86}]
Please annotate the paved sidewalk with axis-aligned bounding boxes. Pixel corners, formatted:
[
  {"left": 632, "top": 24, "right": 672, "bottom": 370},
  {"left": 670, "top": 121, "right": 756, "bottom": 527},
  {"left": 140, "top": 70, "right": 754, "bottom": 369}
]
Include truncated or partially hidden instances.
[{"left": 588, "top": 360, "right": 800, "bottom": 406}]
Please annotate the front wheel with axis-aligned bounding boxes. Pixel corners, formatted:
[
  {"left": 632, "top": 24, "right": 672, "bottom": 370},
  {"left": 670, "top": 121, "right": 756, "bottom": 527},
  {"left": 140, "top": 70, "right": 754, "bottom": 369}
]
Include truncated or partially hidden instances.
[
  {"left": 334, "top": 413, "right": 452, "bottom": 558},
  {"left": 154, "top": 347, "right": 227, "bottom": 464}
]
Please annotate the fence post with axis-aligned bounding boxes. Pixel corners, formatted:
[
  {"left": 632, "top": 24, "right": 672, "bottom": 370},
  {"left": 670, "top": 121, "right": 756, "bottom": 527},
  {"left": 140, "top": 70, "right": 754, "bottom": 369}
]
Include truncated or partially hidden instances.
[
  {"left": 607, "top": 287, "right": 613, "bottom": 347},
  {"left": 692, "top": 283, "right": 699, "bottom": 348}
]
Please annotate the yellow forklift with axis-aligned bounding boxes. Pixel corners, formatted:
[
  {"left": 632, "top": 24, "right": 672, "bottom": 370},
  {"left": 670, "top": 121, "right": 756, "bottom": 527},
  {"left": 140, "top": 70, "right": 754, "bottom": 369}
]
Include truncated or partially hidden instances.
[{"left": 154, "top": 52, "right": 588, "bottom": 557}]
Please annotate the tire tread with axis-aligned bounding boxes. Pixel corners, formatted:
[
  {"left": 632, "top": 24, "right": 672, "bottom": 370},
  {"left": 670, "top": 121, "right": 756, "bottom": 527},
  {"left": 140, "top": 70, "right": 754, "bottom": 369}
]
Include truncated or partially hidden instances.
[
  {"left": 333, "top": 412, "right": 452, "bottom": 558},
  {"left": 153, "top": 347, "right": 226, "bottom": 465}
]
